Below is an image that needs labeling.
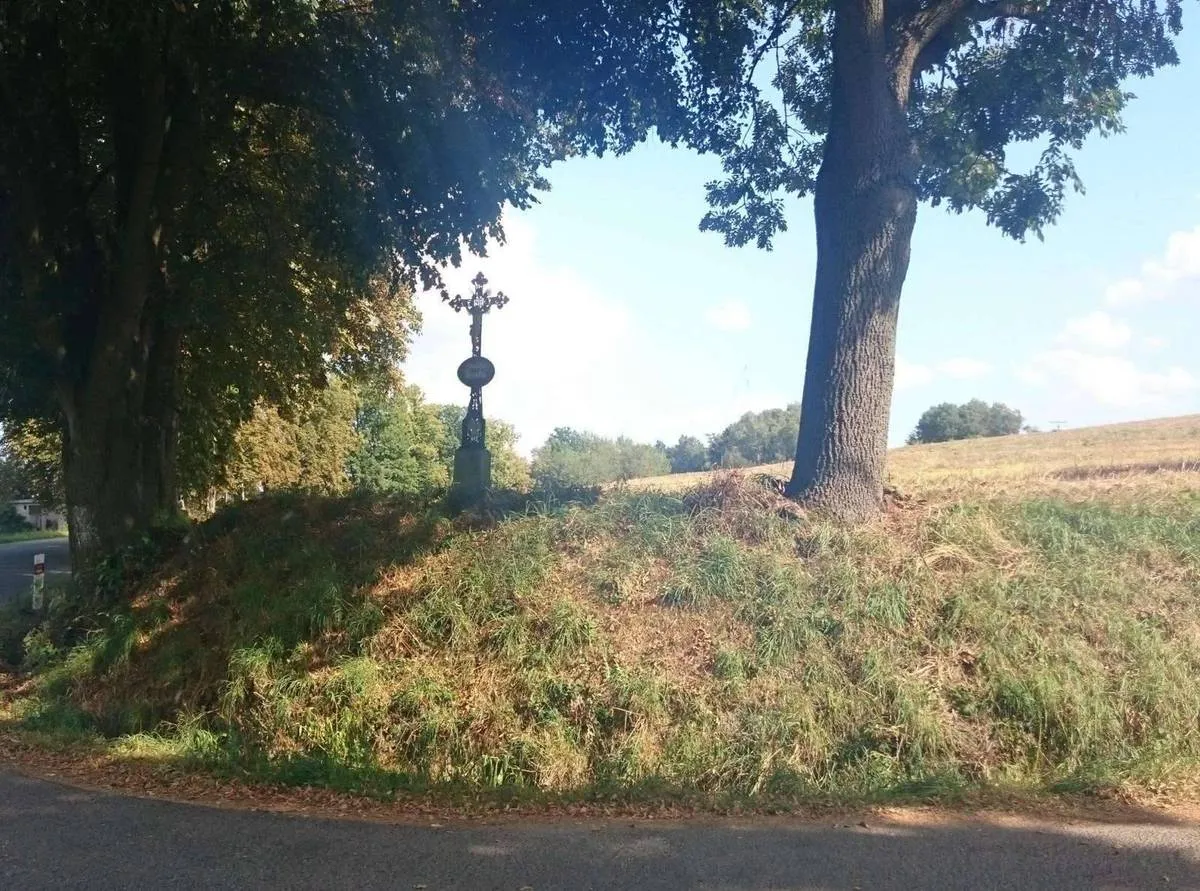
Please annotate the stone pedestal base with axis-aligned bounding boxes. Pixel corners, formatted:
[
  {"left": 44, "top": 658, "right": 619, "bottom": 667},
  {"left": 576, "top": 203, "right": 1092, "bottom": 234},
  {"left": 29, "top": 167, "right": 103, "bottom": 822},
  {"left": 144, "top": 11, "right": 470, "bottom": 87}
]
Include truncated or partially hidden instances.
[{"left": 451, "top": 446, "right": 491, "bottom": 508}]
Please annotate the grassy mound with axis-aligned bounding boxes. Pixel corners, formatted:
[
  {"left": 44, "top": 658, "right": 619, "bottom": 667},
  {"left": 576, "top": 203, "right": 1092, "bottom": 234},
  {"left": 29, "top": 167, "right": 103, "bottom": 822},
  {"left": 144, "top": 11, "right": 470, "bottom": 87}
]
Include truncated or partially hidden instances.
[{"left": 6, "top": 422, "right": 1200, "bottom": 806}]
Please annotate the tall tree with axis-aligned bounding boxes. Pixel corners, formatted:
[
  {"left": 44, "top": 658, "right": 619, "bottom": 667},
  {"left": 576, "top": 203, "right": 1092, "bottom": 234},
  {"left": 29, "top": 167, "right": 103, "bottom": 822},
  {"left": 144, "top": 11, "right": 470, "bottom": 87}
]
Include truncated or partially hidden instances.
[
  {"left": 666, "top": 435, "right": 710, "bottom": 473},
  {"left": 675, "top": 0, "right": 1185, "bottom": 519},
  {"left": 0, "top": 1, "right": 689, "bottom": 567},
  {"left": 219, "top": 381, "right": 360, "bottom": 498},
  {"left": 348, "top": 385, "right": 449, "bottom": 497}
]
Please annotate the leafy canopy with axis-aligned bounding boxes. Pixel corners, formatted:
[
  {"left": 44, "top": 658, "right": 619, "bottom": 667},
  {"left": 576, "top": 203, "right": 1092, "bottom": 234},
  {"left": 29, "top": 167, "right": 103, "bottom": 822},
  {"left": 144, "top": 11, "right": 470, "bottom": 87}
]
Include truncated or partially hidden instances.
[
  {"left": 347, "top": 385, "right": 451, "bottom": 498},
  {"left": 345, "top": 385, "right": 534, "bottom": 497},
  {"left": 434, "top": 405, "right": 532, "bottom": 494},
  {"left": 0, "top": 421, "right": 64, "bottom": 508},
  {"left": 0, "top": 0, "right": 696, "bottom": 508},
  {"left": 684, "top": 0, "right": 1185, "bottom": 247}
]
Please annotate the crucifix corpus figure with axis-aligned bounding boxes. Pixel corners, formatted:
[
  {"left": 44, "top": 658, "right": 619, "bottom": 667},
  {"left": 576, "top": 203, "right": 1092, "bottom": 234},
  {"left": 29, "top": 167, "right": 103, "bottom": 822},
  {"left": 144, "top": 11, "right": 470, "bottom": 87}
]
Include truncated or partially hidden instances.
[{"left": 444, "top": 272, "right": 508, "bottom": 507}]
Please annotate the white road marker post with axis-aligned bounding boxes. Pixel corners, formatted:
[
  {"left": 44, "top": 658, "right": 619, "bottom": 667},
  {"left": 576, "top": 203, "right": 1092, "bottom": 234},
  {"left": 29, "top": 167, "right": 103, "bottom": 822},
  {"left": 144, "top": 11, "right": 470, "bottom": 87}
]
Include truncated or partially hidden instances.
[{"left": 31, "top": 552, "right": 46, "bottom": 611}]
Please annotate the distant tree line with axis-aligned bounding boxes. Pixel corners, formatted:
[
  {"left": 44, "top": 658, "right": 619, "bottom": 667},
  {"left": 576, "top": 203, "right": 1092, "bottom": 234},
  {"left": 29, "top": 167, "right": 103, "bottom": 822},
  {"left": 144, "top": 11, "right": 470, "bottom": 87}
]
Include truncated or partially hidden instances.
[
  {"left": 1, "top": 376, "right": 533, "bottom": 519},
  {"left": 662, "top": 404, "right": 802, "bottom": 474},
  {"left": 531, "top": 404, "right": 804, "bottom": 489},
  {"left": 531, "top": 429, "right": 670, "bottom": 490},
  {"left": 529, "top": 397, "right": 1031, "bottom": 490},
  {"left": 4, "top": 390, "right": 1032, "bottom": 515},
  {"left": 706, "top": 404, "right": 801, "bottom": 468}
]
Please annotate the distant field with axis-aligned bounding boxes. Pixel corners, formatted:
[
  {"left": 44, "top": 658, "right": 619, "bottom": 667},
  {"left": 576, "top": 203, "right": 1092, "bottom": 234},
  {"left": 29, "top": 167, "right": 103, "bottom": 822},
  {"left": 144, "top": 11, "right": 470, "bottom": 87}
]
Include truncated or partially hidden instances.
[{"left": 629, "top": 414, "right": 1200, "bottom": 502}]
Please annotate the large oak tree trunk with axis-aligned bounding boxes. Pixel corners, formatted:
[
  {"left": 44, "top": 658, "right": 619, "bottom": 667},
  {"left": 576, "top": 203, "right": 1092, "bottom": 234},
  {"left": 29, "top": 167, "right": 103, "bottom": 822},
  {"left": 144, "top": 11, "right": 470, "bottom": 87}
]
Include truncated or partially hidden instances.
[
  {"left": 64, "top": 401, "right": 145, "bottom": 570},
  {"left": 60, "top": 58, "right": 185, "bottom": 571},
  {"left": 62, "top": 310, "right": 182, "bottom": 572},
  {"left": 786, "top": 0, "right": 918, "bottom": 522}
]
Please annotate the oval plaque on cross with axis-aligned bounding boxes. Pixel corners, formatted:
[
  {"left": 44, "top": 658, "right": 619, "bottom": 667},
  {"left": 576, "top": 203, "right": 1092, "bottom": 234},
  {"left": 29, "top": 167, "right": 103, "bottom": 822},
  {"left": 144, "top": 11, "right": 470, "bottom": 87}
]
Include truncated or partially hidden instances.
[{"left": 457, "top": 355, "right": 496, "bottom": 388}]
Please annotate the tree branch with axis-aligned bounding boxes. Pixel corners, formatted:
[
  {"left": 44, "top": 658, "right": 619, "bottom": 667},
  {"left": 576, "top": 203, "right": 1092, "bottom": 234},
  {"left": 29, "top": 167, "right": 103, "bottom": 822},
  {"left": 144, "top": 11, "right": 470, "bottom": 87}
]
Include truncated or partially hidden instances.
[
  {"left": 902, "top": 0, "right": 1045, "bottom": 77},
  {"left": 970, "top": 1, "right": 1043, "bottom": 21},
  {"left": 746, "top": 0, "right": 805, "bottom": 87},
  {"left": 907, "top": 0, "right": 1043, "bottom": 49},
  {"left": 905, "top": 0, "right": 968, "bottom": 53}
]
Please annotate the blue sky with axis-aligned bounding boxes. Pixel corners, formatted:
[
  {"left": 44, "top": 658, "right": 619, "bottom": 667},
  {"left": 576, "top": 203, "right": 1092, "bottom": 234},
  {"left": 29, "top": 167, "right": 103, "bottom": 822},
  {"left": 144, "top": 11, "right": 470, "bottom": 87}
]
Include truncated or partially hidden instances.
[{"left": 406, "top": 25, "right": 1200, "bottom": 456}]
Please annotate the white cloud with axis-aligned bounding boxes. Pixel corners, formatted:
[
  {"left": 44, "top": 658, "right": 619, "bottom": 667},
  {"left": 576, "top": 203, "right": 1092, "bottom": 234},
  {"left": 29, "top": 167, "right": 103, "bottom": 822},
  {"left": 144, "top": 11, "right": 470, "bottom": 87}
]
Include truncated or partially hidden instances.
[
  {"left": 1146, "top": 227, "right": 1200, "bottom": 283},
  {"left": 1104, "top": 278, "right": 1145, "bottom": 305},
  {"left": 403, "top": 215, "right": 639, "bottom": 453},
  {"left": 1020, "top": 305, "right": 1193, "bottom": 415},
  {"left": 894, "top": 357, "right": 935, "bottom": 390},
  {"left": 894, "top": 356, "right": 989, "bottom": 390},
  {"left": 1014, "top": 364, "right": 1048, "bottom": 387},
  {"left": 1019, "top": 349, "right": 1199, "bottom": 408},
  {"left": 1057, "top": 311, "right": 1133, "bottom": 350},
  {"left": 703, "top": 300, "right": 752, "bottom": 332},
  {"left": 937, "top": 357, "right": 992, "bottom": 379},
  {"left": 1105, "top": 225, "right": 1200, "bottom": 306},
  {"left": 403, "top": 219, "right": 792, "bottom": 453}
]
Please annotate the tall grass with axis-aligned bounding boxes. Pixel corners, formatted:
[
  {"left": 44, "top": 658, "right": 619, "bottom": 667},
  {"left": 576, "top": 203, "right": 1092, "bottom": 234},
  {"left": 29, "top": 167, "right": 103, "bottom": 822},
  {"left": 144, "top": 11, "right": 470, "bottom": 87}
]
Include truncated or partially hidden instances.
[{"left": 7, "top": 472, "right": 1200, "bottom": 805}]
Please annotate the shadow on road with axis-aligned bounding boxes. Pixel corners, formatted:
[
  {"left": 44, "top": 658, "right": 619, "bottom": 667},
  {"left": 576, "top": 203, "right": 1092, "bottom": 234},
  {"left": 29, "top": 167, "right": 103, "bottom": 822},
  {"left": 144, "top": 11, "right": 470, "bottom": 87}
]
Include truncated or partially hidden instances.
[{"left": 1, "top": 771, "right": 1196, "bottom": 890}]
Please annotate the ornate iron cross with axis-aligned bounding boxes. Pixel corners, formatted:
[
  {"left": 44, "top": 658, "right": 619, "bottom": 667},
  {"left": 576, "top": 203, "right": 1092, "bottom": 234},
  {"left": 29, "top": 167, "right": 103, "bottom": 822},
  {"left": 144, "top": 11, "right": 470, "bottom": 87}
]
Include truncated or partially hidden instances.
[{"left": 445, "top": 272, "right": 508, "bottom": 448}]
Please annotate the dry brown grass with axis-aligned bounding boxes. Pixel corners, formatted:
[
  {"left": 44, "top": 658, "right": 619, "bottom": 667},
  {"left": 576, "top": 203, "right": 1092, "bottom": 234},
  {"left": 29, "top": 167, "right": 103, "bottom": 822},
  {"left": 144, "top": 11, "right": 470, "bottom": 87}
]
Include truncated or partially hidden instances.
[{"left": 628, "top": 414, "right": 1200, "bottom": 504}]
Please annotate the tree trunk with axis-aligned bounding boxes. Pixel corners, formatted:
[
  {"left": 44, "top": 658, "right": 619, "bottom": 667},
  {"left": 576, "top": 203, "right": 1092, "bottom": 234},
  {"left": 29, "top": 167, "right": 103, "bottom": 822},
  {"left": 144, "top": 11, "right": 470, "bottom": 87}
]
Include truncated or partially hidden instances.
[
  {"left": 58, "top": 48, "right": 191, "bottom": 573},
  {"left": 139, "top": 313, "right": 183, "bottom": 518},
  {"left": 63, "top": 329, "right": 182, "bottom": 572},
  {"left": 786, "top": 0, "right": 919, "bottom": 522},
  {"left": 64, "top": 396, "right": 146, "bottom": 571}
]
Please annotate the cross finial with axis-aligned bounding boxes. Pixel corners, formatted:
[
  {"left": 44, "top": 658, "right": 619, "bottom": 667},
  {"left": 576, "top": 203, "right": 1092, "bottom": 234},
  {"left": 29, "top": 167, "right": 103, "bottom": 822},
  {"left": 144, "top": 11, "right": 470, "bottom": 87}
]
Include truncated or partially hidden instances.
[
  {"left": 446, "top": 272, "right": 509, "bottom": 317},
  {"left": 446, "top": 271, "right": 508, "bottom": 358}
]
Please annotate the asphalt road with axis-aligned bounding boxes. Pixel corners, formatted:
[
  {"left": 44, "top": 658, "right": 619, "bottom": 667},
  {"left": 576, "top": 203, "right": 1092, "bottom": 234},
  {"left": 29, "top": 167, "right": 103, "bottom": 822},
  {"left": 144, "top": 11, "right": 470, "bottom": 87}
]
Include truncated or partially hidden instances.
[
  {"left": 1, "top": 772, "right": 1197, "bottom": 890},
  {"left": 0, "top": 537, "right": 70, "bottom": 607}
]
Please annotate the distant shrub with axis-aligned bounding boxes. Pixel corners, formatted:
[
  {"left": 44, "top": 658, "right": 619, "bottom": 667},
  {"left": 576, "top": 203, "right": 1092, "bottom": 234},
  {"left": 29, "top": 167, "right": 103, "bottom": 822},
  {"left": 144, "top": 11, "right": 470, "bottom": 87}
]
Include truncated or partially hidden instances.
[
  {"left": 665, "top": 435, "right": 709, "bottom": 474},
  {"left": 908, "top": 400, "right": 1024, "bottom": 445},
  {"left": 0, "top": 503, "right": 33, "bottom": 533},
  {"left": 708, "top": 404, "right": 799, "bottom": 467},
  {"left": 531, "top": 428, "right": 669, "bottom": 488}
]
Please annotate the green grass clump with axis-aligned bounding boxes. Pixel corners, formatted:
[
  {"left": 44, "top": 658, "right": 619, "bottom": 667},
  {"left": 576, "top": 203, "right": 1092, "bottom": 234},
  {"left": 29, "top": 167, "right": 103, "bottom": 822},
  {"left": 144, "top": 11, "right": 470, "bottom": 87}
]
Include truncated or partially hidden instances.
[
  {"left": 7, "top": 480, "right": 1200, "bottom": 806},
  {"left": 0, "top": 528, "right": 69, "bottom": 545}
]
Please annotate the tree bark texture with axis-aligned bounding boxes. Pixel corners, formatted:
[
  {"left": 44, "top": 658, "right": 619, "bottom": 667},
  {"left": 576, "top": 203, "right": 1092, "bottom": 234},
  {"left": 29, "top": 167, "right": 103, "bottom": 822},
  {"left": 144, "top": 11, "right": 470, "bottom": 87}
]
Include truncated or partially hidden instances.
[
  {"left": 63, "top": 287, "right": 183, "bottom": 571},
  {"left": 787, "top": 0, "right": 920, "bottom": 521}
]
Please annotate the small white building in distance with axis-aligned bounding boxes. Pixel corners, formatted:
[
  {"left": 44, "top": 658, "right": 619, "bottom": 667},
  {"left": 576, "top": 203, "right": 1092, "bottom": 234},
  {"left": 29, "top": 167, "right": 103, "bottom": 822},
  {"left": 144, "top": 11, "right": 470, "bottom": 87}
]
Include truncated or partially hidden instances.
[{"left": 9, "top": 499, "right": 65, "bottom": 532}]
